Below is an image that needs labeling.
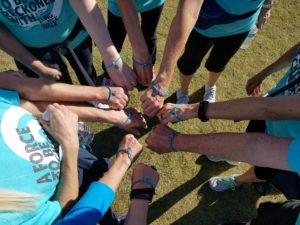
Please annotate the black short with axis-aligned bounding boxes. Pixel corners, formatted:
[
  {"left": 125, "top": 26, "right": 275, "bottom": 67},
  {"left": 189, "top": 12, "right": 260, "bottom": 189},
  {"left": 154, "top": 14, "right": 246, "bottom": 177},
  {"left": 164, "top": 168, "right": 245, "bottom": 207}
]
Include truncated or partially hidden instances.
[
  {"left": 177, "top": 29, "right": 248, "bottom": 75},
  {"left": 251, "top": 200, "right": 300, "bottom": 225}
]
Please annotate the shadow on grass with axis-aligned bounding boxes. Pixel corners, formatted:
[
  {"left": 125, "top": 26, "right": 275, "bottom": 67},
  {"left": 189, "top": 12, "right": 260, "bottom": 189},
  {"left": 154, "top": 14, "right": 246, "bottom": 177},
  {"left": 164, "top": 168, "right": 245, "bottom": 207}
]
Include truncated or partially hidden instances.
[
  {"left": 147, "top": 155, "right": 235, "bottom": 224},
  {"left": 90, "top": 115, "right": 161, "bottom": 158},
  {"left": 164, "top": 85, "right": 206, "bottom": 104}
]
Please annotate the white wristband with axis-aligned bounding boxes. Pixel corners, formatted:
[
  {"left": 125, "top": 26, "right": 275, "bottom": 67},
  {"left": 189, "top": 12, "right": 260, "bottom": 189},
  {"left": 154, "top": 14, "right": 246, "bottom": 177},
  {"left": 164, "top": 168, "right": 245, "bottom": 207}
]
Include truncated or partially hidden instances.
[{"left": 262, "top": 3, "right": 273, "bottom": 9}]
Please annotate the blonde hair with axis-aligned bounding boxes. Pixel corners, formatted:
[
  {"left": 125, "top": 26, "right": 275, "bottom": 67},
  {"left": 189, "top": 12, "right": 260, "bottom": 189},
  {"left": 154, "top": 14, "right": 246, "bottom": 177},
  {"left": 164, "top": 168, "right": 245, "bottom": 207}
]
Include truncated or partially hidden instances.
[{"left": 0, "top": 189, "right": 40, "bottom": 212}]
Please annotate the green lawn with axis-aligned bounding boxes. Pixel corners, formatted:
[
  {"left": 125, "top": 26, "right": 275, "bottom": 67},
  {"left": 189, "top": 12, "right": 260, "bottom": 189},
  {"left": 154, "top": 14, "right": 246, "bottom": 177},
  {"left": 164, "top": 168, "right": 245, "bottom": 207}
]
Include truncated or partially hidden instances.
[{"left": 1, "top": 1, "right": 300, "bottom": 224}]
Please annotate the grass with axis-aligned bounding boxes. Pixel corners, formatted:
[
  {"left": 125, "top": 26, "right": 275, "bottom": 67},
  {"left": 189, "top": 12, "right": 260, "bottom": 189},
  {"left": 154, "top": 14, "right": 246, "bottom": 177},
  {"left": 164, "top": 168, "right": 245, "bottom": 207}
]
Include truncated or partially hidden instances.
[{"left": 0, "top": 1, "right": 300, "bottom": 224}]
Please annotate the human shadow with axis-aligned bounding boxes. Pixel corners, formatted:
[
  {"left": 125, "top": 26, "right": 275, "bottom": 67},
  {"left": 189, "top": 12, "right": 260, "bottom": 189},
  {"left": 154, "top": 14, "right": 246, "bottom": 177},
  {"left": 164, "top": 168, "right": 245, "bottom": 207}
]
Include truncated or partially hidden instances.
[
  {"left": 164, "top": 86, "right": 205, "bottom": 104},
  {"left": 147, "top": 155, "right": 234, "bottom": 224},
  {"left": 170, "top": 165, "right": 280, "bottom": 225}
]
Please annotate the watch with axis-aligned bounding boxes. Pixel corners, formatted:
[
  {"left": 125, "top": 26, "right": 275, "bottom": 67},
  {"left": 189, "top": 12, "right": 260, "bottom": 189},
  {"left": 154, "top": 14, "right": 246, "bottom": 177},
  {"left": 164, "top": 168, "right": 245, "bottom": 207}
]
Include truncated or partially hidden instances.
[{"left": 198, "top": 101, "right": 209, "bottom": 122}]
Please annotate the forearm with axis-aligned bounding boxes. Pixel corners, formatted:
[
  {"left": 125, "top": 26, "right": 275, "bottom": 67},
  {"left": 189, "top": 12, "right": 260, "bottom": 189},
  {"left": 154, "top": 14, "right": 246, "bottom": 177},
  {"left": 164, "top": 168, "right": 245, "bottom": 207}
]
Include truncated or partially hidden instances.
[
  {"left": 184, "top": 95, "right": 300, "bottom": 121},
  {"left": 0, "top": 74, "right": 107, "bottom": 102},
  {"left": 156, "top": 0, "right": 203, "bottom": 89},
  {"left": 256, "top": 42, "right": 300, "bottom": 79},
  {"left": 118, "top": 0, "right": 149, "bottom": 60},
  {"left": 173, "top": 132, "right": 291, "bottom": 171},
  {"left": 99, "top": 154, "right": 130, "bottom": 192},
  {"left": 124, "top": 199, "right": 149, "bottom": 225},
  {"left": 53, "top": 145, "right": 79, "bottom": 213},
  {"left": 0, "top": 24, "right": 46, "bottom": 76},
  {"left": 69, "top": 0, "right": 119, "bottom": 64}
]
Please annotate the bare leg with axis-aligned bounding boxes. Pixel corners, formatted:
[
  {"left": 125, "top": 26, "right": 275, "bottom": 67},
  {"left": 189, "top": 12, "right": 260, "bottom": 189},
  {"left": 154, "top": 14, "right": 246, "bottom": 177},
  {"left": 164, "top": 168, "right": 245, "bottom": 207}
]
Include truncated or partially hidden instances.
[
  {"left": 179, "top": 72, "right": 194, "bottom": 94},
  {"left": 207, "top": 71, "right": 221, "bottom": 87}
]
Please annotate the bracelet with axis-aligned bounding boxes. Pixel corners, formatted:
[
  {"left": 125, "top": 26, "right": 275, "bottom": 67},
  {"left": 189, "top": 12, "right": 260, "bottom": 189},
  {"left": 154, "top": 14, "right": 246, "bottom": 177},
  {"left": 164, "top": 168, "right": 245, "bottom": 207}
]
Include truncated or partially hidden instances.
[
  {"left": 117, "top": 147, "right": 133, "bottom": 166},
  {"left": 130, "top": 188, "right": 155, "bottom": 203},
  {"left": 105, "top": 56, "right": 122, "bottom": 70},
  {"left": 131, "top": 176, "right": 156, "bottom": 189},
  {"left": 151, "top": 81, "right": 169, "bottom": 97},
  {"left": 168, "top": 131, "right": 179, "bottom": 152},
  {"left": 198, "top": 101, "right": 209, "bottom": 122},
  {"left": 262, "top": 3, "right": 273, "bottom": 9},
  {"left": 103, "top": 86, "right": 113, "bottom": 105},
  {"left": 116, "top": 109, "right": 132, "bottom": 128},
  {"left": 132, "top": 55, "right": 152, "bottom": 68},
  {"left": 170, "top": 104, "right": 183, "bottom": 123}
]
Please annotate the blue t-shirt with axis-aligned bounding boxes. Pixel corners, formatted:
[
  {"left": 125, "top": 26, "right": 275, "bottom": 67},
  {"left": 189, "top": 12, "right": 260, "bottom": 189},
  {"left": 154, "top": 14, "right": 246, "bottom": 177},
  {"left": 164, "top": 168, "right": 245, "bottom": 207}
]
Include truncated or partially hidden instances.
[
  {"left": 266, "top": 47, "right": 300, "bottom": 138},
  {"left": 194, "top": 0, "right": 263, "bottom": 37},
  {"left": 0, "top": 0, "right": 78, "bottom": 48},
  {"left": 56, "top": 182, "right": 115, "bottom": 225},
  {"left": 108, "top": 0, "right": 164, "bottom": 17},
  {"left": 0, "top": 89, "right": 62, "bottom": 225}
]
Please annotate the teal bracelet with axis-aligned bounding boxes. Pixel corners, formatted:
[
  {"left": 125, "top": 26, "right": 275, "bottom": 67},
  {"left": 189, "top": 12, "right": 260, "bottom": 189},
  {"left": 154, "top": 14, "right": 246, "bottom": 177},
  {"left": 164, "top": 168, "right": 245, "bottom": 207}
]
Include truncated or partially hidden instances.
[
  {"left": 103, "top": 86, "right": 113, "bottom": 105},
  {"left": 105, "top": 56, "right": 122, "bottom": 70},
  {"left": 168, "top": 131, "right": 179, "bottom": 152},
  {"left": 151, "top": 81, "right": 169, "bottom": 97},
  {"left": 116, "top": 109, "right": 132, "bottom": 128},
  {"left": 132, "top": 55, "right": 152, "bottom": 68}
]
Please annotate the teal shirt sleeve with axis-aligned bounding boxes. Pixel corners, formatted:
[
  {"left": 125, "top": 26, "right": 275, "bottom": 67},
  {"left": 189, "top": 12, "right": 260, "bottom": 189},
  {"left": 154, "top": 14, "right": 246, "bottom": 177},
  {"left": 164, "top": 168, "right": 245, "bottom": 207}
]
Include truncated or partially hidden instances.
[
  {"left": 287, "top": 138, "right": 300, "bottom": 173},
  {"left": 55, "top": 182, "right": 115, "bottom": 225},
  {"left": 0, "top": 89, "right": 20, "bottom": 106}
]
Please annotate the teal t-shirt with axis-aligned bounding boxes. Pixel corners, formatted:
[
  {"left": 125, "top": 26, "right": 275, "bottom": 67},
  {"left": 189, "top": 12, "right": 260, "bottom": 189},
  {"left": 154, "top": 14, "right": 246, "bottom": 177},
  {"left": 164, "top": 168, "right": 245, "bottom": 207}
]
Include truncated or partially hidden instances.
[
  {"left": 108, "top": 0, "right": 164, "bottom": 17},
  {"left": 0, "top": 0, "right": 78, "bottom": 48},
  {"left": 266, "top": 47, "right": 300, "bottom": 138},
  {"left": 0, "top": 89, "right": 62, "bottom": 225},
  {"left": 194, "top": 0, "right": 263, "bottom": 37}
]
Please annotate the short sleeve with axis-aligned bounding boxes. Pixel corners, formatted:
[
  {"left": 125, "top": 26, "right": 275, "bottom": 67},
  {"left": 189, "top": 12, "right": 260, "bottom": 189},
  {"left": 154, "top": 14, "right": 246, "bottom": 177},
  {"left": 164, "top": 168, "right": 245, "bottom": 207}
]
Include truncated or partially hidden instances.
[
  {"left": 287, "top": 138, "right": 300, "bottom": 173},
  {"left": 55, "top": 182, "right": 115, "bottom": 225},
  {"left": 0, "top": 89, "right": 20, "bottom": 106}
]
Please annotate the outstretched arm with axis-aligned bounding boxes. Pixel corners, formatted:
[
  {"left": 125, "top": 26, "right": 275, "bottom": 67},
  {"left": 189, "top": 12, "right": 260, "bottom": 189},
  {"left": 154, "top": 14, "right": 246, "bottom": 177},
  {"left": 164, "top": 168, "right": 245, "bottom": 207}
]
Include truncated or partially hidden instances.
[
  {"left": 0, "top": 71, "right": 128, "bottom": 109},
  {"left": 146, "top": 125, "right": 292, "bottom": 172},
  {"left": 0, "top": 24, "right": 62, "bottom": 80},
  {"left": 69, "top": 0, "right": 137, "bottom": 90},
  {"left": 141, "top": 0, "right": 203, "bottom": 117},
  {"left": 246, "top": 42, "right": 300, "bottom": 95},
  {"left": 118, "top": 0, "right": 154, "bottom": 86},
  {"left": 158, "top": 95, "right": 300, "bottom": 124}
]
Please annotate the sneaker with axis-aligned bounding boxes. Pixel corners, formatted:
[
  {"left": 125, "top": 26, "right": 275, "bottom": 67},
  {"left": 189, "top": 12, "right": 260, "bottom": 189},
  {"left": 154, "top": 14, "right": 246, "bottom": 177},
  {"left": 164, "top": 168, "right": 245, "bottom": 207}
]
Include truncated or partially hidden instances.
[
  {"left": 206, "top": 156, "right": 240, "bottom": 166},
  {"left": 176, "top": 89, "right": 189, "bottom": 104},
  {"left": 203, "top": 84, "right": 216, "bottom": 102},
  {"left": 209, "top": 174, "right": 240, "bottom": 192}
]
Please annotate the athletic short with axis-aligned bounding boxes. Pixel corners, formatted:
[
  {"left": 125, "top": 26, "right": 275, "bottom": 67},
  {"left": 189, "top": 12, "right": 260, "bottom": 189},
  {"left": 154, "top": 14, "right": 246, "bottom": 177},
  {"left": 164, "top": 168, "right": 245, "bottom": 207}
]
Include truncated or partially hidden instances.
[
  {"left": 177, "top": 29, "right": 248, "bottom": 75},
  {"left": 251, "top": 200, "right": 300, "bottom": 225}
]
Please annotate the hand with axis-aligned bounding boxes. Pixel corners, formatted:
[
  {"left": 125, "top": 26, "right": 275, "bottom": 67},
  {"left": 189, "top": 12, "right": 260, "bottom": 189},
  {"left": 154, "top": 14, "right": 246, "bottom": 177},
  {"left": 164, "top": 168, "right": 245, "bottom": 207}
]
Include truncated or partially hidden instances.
[
  {"left": 117, "top": 108, "right": 147, "bottom": 136},
  {"left": 133, "top": 56, "right": 154, "bottom": 86},
  {"left": 39, "top": 64, "right": 62, "bottom": 81},
  {"left": 131, "top": 164, "right": 160, "bottom": 189},
  {"left": 100, "top": 86, "right": 129, "bottom": 110},
  {"left": 140, "top": 87, "right": 165, "bottom": 117},
  {"left": 117, "top": 134, "right": 143, "bottom": 166},
  {"left": 157, "top": 103, "right": 192, "bottom": 124},
  {"left": 146, "top": 124, "right": 179, "bottom": 154},
  {"left": 107, "top": 61, "right": 137, "bottom": 90},
  {"left": 39, "top": 103, "right": 79, "bottom": 152},
  {"left": 246, "top": 73, "right": 265, "bottom": 96},
  {"left": 257, "top": 8, "right": 271, "bottom": 29}
]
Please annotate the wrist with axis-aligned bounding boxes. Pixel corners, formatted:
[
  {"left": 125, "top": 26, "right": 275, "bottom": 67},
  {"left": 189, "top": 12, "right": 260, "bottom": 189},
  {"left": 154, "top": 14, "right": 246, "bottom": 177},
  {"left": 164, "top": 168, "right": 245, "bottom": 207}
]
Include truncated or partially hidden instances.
[
  {"left": 184, "top": 104, "right": 199, "bottom": 120},
  {"left": 115, "top": 151, "right": 132, "bottom": 169}
]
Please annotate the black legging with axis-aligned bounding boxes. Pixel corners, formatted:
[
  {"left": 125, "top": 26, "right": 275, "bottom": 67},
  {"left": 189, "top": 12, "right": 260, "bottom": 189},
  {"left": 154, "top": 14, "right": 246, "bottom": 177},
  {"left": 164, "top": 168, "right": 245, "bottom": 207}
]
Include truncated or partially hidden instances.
[
  {"left": 102, "top": 5, "right": 164, "bottom": 77},
  {"left": 15, "top": 20, "right": 97, "bottom": 85}
]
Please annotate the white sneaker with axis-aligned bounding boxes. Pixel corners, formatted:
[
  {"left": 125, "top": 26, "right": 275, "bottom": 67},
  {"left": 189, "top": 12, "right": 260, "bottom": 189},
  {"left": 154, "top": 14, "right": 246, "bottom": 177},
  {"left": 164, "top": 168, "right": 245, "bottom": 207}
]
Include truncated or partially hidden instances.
[
  {"left": 206, "top": 155, "right": 240, "bottom": 166},
  {"left": 176, "top": 89, "right": 189, "bottom": 104},
  {"left": 203, "top": 84, "right": 216, "bottom": 102}
]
